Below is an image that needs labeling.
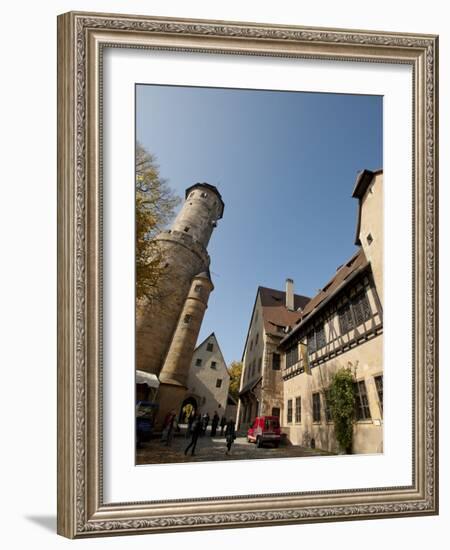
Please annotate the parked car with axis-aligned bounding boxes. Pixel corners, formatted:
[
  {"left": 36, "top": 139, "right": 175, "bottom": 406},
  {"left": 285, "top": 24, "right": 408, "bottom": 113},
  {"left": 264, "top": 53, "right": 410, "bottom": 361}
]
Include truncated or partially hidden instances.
[
  {"left": 136, "top": 401, "right": 158, "bottom": 446},
  {"left": 247, "top": 416, "right": 281, "bottom": 448}
]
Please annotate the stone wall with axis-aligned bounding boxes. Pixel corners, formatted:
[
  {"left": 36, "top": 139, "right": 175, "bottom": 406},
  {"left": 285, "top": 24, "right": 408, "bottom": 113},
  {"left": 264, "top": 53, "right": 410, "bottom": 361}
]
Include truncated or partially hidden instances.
[{"left": 283, "top": 334, "right": 383, "bottom": 454}]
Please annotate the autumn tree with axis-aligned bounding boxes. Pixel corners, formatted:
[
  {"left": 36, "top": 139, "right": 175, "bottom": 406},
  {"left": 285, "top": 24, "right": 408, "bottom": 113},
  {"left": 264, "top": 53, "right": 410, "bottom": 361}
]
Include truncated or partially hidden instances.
[
  {"left": 227, "top": 361, "right": 243, "bottom": 401},
  {"left": 136, "top": 143, "right": 180, "bottom": 301}
]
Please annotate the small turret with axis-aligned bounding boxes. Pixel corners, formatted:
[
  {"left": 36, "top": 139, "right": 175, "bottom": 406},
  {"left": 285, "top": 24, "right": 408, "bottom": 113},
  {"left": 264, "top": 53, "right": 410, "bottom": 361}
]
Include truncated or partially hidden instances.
[{"left": 159, "top": 270, "right": 214, "bottom": 387}]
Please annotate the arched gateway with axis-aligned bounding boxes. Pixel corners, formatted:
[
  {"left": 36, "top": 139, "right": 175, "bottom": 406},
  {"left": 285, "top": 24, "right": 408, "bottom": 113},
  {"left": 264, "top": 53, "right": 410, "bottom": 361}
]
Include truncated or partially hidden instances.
[{"left": 179, "top": 396, "right": 198, "bottom": 423}]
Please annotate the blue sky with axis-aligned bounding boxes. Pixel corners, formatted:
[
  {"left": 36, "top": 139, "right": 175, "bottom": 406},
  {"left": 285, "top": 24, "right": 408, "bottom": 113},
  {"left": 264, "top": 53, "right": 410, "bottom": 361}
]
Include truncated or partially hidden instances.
[{"left": 136, "top": 84, "right": 382, "bottom": 365}]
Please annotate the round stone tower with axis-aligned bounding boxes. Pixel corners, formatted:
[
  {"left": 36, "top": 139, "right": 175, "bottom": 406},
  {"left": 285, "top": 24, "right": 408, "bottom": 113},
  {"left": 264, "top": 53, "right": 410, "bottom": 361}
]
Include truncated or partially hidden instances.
[
  {"left": 156, "top": 271, "right": 214, "bottom": 423},
  {"left": 136, "top": 183, "right": 224, "bottom": 377}
]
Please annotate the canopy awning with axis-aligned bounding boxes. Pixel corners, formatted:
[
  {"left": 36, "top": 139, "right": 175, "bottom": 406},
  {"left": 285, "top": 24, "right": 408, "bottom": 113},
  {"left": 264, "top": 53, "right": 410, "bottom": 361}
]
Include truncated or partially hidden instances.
[
  {"left": 136, "top": 370, "right": 160, "bottom": 389},
  {"left": 239, "top": 376, "right": 262, "bottom": 397}
]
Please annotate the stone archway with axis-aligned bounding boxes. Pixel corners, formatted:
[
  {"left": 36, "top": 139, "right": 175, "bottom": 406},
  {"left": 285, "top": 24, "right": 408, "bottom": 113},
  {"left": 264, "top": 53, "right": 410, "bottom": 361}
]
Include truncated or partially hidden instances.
[{"left": 179, "top": 396, "right": 198, "bottom": 423}]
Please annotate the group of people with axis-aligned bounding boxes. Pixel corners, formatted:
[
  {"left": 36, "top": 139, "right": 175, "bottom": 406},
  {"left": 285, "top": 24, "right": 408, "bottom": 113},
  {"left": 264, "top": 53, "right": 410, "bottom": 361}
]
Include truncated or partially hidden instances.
[
  {"left": 186, "top": 411, "right": 228, "bottom": 437},
  {"left": 184, "top": 410, "right": 236, "bottom": 457},
  {"left": 159, "top": 408, "right": 237, "bottom": 457}
]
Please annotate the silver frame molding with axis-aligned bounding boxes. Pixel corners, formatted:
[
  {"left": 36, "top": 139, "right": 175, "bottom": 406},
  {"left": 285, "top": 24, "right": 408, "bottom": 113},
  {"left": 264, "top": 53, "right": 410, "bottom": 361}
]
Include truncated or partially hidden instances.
[{"left": 57, "top": 11, "right": 439, "bottom": 538}]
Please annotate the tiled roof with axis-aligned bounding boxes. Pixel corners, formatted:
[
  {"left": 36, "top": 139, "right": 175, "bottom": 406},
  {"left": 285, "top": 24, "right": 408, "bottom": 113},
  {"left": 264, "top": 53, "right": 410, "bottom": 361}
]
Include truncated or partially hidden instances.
[
  {"left": 259, "top": 287, "right": 310, "bottom": 337},
  {"left": 280, "top": 247, "right": 369, "bottom": 346}
]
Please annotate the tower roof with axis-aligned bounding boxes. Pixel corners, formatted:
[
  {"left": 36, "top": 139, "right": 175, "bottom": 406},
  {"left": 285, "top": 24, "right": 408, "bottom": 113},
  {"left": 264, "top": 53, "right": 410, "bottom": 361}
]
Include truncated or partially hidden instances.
[{"left": 185, "top": 182, "right": 225, "bottom": 219}]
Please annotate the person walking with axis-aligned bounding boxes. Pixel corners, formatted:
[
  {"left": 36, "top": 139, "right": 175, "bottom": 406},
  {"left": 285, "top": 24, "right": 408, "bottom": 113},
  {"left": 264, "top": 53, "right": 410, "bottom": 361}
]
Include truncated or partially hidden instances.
[
  {"left": 225, "top": 419, "right": 236, "bottom": 455},
  {"left": 220, "top": 415, "right": 227, "bottom": 436},
  {"left": 186, "top": 409, "right": 196, "bottom": 438},
  {"left": 160, "top": 409, "right": 176, "bottom": 446},
  {"left": 184, "top": 414, "right": 202, "bottom": 456},
  {"left": 211, "top": 411, "right": 220, "bottom": 437},
  {"left": 201, "top": 412, "right": 210, "bottom": 435}
]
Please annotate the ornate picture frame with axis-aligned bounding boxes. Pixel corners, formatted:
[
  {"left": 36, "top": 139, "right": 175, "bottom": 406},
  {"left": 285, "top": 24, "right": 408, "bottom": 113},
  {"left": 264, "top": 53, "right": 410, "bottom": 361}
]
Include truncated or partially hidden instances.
[{"left": 57, "top": 11, "right": 438, "bottom": 538}]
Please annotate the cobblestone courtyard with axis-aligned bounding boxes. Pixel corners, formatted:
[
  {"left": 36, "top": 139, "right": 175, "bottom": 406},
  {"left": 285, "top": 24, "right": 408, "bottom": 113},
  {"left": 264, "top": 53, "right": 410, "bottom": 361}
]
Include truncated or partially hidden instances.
[{"left": 136, "top": 425, "right": 331, "bottom": 465}]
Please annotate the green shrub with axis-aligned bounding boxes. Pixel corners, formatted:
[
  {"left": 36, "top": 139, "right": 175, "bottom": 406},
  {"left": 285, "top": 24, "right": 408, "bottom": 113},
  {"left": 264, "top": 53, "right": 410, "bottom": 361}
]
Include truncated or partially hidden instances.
[{"left": 328, "top": 368, "right": 355, "bottom": 453}]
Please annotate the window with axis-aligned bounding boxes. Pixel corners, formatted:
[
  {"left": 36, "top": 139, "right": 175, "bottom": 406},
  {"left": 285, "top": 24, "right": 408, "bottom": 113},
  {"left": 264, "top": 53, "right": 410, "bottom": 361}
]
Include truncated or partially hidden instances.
[
  {"left": 184, "top": 226, "right": 189, "bottom": 232},
  {"left": 286, "top": 345, "right": 299, "bottom": 368},
  {"left": 367, "top": 233, "right": 373, "bottom": 245},
  {"left": 307, "top": 329, "right": 316, "bottom": 353},
  {"left": 354, "top": 380, "right": 372, "bottom": 420},
  {"left": 287, "top": 400, "right": 293, "bottom": 423},
  {"left": 338, "top": 303, "right": 354, "bottom": 334},
  {"left": 324, "top": 390, "right": 332, "bottom": 422},
  {"left": 316, "top": 324, "right": 326, "bottom": 349},
  {"left": 206, "top": 342, "right": 214, "bottom": 352},
  {"left": 249, "top": 339, "right": 253, "bottom": 351},
  {"left": 272, "top": 353, "right": 281, "bottom": 371},
  {"left": 374, "top": 375, "right": 383, "bottom": 414},
  {"left": 271, "top": 407, "right": 280, "bottom": 417},
  {"left": 352, "top": 291, "right": 372, "bottom": 326},
  {"left": 210, "top": 361, "right": 217, "bottom": 369},
  {"left": 258, "top": 357, "right": 262, "bottom": 373},
  {"left": 201, "top": 191, "right": 208, "bottom": 198},
  {"left": 295, "top": 397, "right": 301, "bottom": 423},
  {"left": 216, "top": 379, "right": 222, "bottom": 388},
  {"left": 255, "top": 333, "right": 259, "bottom": 345},
  {"left": 312, "top": 393, "right": 321, "bottom": 422},
  {"left": 195, "top": 358, "right": 202, "bottom": 366},
  {"left": 183, "top": 314, "right": 192, "bottom": 324},
  {"left": 194, "top": 284, "right": 202, "bottom": 294}
]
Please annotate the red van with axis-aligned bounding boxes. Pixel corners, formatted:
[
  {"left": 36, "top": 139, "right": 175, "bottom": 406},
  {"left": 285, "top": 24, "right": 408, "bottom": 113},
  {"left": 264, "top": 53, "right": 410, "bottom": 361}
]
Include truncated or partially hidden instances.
[{"left": 247, "top": 416, "right": 281, "bottom": 448}]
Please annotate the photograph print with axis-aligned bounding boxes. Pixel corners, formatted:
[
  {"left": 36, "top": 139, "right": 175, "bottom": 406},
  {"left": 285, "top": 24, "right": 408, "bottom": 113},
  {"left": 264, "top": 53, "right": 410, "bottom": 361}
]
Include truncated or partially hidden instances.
[{"left": 134, "top": 84, "right": 383, "bottom": 466}]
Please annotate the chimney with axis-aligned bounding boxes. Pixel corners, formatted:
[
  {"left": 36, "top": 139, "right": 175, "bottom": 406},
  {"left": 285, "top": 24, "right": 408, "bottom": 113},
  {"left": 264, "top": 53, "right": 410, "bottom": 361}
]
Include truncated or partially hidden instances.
[{"left": 285, "top": 278, "right": 294, "bottom": 311}]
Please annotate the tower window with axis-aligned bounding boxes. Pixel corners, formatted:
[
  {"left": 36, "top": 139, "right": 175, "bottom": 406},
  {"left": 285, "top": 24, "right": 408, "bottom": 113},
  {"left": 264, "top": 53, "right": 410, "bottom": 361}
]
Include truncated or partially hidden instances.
[
  {"left": 367, "top": 233, "right": 373, "bottom": 245},
  {"left": 194, "top": 284, "right": 202, "bottom": 294},
  {"left": 183, "top": 314, "right": 192, "bottom": 324},
  {"left": 201, "top": 192, "right": 208, "bottom": 198},
  {"left": 184, "top": 226, "right": 189, "bottom": 232}
]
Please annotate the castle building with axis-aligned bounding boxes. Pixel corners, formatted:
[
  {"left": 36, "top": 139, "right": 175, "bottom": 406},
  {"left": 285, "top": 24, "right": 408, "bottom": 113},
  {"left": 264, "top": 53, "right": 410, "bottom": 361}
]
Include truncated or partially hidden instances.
[
  {"left": 236, "top": 283, "right": 309, "bottom": 428},
  {"left": 278, "top": 169, "right": 383, "bottom": 454},
  {"left": 136, "top": 182, "right": 224, "bottom": 426},
  {"left": 180, "top": 333, "right": 230, "bottom": 421},
  {"left": 237, "top": 169, "right": 384, "bottom": 454}
]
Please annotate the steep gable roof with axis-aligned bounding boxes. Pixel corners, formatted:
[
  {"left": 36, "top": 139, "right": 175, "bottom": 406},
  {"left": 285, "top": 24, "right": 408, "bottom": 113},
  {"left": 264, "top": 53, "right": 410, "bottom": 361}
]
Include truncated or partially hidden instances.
[
  {"left": 193, "top": 332, "right": 229, "bottom": 377},
  {"left": 259, "top": 287, "right": 310, "bottom": 337}
]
